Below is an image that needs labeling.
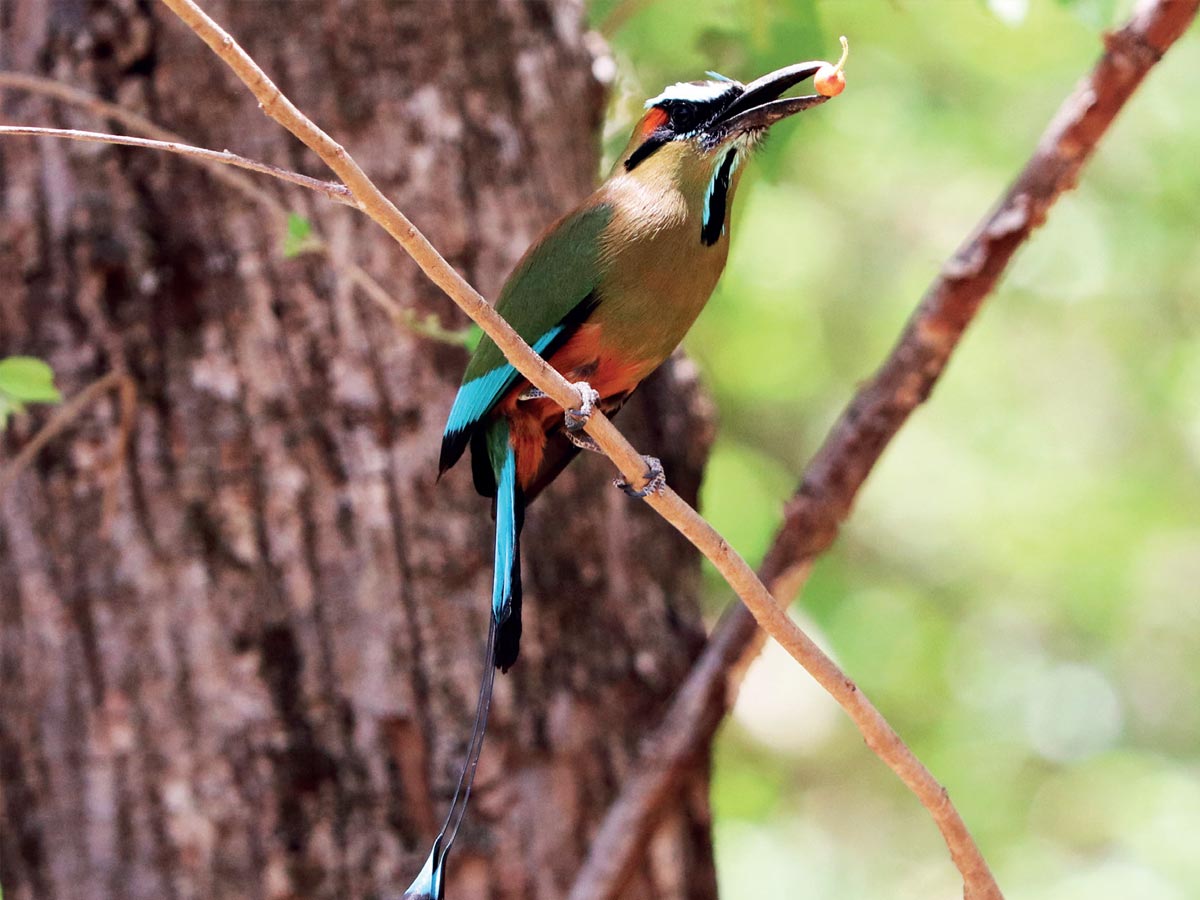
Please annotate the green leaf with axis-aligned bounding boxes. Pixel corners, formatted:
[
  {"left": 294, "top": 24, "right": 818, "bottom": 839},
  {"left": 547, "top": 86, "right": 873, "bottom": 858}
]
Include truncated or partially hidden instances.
[
  {"left": 0, "top": 356, "right": 62, "bottom": 403},
  {"left": 282, "top": 212, "right": 316, "bottom": 258}
]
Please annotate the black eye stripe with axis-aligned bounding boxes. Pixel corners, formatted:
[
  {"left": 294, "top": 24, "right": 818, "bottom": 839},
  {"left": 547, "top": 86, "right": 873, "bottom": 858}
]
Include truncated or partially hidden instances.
[{"left": 624, "top": 128, "right": 671, "bottom": 171}]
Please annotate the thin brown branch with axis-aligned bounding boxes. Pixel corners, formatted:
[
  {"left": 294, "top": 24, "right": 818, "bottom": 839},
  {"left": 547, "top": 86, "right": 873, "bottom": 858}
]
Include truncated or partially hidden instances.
[
  {"left": 0, "top": 371, "right": 136, "bottom": 500},
  {"left": 153, "top": 1, "right": 1009, "bottom": 896},
  {"left": 569, "top": 1, "right": 1200, "bottom": 897},
  {"left": 341, "top": 264, "right": 474, "bottom": 346},
  {"left": 0, "top": 70, "right": 285, "bottom": 211},
  {"left": 0, "top": 124, "right": 353, "bottom": 203},
  {"left": 0, "top": 73, "right": 469, "bottom": 346}
]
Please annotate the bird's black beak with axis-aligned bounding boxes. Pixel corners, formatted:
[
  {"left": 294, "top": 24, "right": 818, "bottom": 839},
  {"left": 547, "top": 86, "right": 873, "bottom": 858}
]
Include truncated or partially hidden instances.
[{"left": 718, "top": 62, "right": 828, "bottom": 135}]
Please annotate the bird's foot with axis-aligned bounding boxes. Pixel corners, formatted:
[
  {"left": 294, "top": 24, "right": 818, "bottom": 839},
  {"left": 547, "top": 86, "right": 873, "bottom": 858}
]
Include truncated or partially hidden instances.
[
  {"left": 615, "top": 455, "right": 666, "bottom": 498},
  {"left": 518, "top": 387, "right": 547, "bottom": 401},
  {"left": 564, "top": 382, "right": 600, "bottom": 432}
]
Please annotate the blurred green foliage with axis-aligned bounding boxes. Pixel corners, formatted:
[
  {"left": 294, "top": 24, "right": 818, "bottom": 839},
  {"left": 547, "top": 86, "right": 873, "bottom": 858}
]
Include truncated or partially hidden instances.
[{"left": 591, "top": 0, "right": 1200, "bottom": 896}]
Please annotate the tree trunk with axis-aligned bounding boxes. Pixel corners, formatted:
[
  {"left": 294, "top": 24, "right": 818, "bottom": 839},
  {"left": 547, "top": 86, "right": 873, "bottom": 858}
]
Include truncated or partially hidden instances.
[{"left": 0, "top": 2, "right": 717, "bottom": 898}]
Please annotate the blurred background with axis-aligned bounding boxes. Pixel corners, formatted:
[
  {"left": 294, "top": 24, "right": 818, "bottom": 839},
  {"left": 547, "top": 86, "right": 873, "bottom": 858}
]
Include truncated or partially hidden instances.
[{"left": 590, "top": 0, "right": 1200, "bottom": 897}]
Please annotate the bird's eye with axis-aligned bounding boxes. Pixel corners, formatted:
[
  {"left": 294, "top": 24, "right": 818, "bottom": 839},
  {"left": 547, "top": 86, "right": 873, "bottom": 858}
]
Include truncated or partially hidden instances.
[{"left": 662, "top": 100, "right": 704, "bottom": 135}]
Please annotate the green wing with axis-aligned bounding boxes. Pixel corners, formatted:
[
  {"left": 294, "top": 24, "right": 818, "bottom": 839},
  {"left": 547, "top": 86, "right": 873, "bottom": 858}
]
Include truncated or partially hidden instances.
[{"left": 440, "top": 201, "right": 612, "bottom": 475}]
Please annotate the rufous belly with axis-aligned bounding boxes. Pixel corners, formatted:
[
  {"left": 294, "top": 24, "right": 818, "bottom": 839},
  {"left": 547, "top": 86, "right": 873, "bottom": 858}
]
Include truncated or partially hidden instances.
[{"left": 497, "top": 322, "right": 653, "bottom": 488}]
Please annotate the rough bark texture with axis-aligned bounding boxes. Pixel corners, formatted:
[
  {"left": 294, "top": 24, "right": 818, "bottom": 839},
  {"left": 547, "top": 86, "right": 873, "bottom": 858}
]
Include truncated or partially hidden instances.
[{"left": 0, "top": 2, "right": 717, "bottom": 899}]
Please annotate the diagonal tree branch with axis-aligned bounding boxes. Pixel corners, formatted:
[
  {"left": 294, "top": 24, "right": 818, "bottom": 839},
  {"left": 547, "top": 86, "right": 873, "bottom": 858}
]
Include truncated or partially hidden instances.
[
  {"left": 568, "top": 1, "right": 1200, "bottom": 897},
  {"left": 148, "top": 0, "right": 1010, "bottom": 895}
]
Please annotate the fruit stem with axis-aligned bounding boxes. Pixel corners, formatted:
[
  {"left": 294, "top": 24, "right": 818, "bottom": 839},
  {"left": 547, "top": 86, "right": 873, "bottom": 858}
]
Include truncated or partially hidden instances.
[{"left": 832, "top": 35, "right": 850, "bottom": 77}]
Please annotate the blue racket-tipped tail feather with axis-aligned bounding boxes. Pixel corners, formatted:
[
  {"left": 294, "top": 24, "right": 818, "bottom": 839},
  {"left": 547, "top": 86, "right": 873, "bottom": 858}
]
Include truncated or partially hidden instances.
[
  {"left": 401, "top": 618, "right": 499, "bottom": 899},
  {"left": 400, "top": 423, "right": 524, "bottom": 897},
  {"left": 402, "top": 836, "right": 446, "bottom": 900}
]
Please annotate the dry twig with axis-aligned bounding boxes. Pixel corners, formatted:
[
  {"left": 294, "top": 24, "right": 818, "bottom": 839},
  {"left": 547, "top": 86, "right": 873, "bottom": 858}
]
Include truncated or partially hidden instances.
[
  {"left": 0, "top": 125, "right": 351, "bottom": 202},
  {"left": 569, "top": 1, "right": 1200, "bottom": 897}
]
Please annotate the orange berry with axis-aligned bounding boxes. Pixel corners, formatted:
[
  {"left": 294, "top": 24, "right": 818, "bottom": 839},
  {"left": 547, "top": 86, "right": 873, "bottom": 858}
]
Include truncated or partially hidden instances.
[
  {"left": 815, "top": 35, "right": 849, "bottom": 98},
  {"left": 815, "top": 65, "right": 846, "bottom": 97}
]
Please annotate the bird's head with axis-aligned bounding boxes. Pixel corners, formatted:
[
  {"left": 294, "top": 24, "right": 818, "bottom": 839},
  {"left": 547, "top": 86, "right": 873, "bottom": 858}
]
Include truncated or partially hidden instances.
[
  {"left": 620, "top": 62, "right": 829, "bottom": 171},
  {"left": 614, "top": 62, "right": 830, "bottom": 244}
]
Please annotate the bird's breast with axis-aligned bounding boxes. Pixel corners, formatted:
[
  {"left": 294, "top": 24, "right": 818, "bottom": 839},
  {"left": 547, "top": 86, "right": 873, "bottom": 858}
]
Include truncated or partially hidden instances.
[{"left": 595, "top": 176, "right": 730, "bottom": 367}]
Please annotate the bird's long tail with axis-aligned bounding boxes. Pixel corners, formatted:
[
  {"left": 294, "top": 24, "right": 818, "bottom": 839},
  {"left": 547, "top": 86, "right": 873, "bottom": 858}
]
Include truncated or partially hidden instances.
[{"left": 403, "top": 421, "right": 523, "bottom": 900}]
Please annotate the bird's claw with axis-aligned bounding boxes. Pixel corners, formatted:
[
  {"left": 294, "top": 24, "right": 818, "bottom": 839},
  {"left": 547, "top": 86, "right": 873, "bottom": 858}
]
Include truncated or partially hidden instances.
[
  {"left": 564, "top": 382, "right": 600, "bottom": 432},
  {"left": 518, "top": 387, "right": 547, "bottom": 402},
  {"left": 615, "top": 455, "right": 665, "bottom": 498}
]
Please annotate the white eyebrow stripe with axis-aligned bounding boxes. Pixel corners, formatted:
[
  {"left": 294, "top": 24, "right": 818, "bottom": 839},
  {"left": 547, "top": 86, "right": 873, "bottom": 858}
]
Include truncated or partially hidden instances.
[{"left": 644, "top": 81, "right": 736, "bottom": 108}]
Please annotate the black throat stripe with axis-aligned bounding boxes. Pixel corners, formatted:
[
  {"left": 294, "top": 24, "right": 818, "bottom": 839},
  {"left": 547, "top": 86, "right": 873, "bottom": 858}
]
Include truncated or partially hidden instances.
[{"left": 701, "top": 148, "right": 738, "bottom": 246}]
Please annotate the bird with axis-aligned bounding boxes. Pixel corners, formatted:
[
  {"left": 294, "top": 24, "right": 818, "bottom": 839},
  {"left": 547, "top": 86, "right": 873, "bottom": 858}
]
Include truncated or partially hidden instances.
[{"left": 404, "top": 58, "right": 833, "bottom": 899}]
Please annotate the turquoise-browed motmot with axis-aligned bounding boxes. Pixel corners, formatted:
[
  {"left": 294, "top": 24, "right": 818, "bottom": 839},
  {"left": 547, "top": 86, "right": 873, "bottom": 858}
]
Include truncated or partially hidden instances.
[{"left": 406, "top": 59, "right": 834, "bottom": 898}]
